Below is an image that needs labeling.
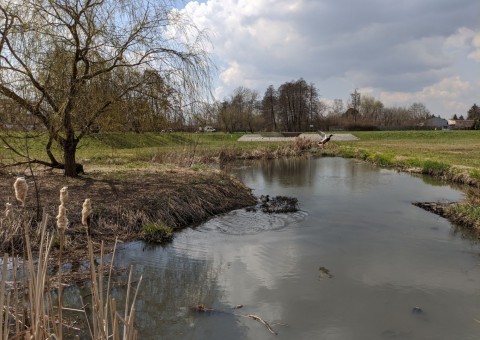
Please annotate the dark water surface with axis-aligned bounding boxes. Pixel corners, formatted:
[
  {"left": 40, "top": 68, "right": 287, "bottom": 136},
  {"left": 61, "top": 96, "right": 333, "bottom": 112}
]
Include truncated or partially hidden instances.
[{"left": 113, "top": 157, "right": 480, "bottom": 339}]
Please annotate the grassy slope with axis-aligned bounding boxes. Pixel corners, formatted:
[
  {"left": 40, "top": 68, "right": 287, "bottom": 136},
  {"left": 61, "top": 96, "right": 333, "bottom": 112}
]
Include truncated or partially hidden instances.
[
  {"left": 335, "top": 130, "right": 480, "bottom": 178},
  {"left": 2, "top": 130, "right": 479, "bottom": 172},
  {"left": 1, "top": 132, "right": 287, "bottom": 168}
]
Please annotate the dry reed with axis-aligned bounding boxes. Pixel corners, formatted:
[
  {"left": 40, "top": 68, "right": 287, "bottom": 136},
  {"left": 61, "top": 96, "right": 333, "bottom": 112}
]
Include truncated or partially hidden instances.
[
  {"left": 0, "top": 215, "right": 141, "bottom": 338},
  {"left": 0, "top": 178, "right": 141, "bottom": 338},
  {"left": 13, "top": 177, "right": 27, "bottom": 207}
]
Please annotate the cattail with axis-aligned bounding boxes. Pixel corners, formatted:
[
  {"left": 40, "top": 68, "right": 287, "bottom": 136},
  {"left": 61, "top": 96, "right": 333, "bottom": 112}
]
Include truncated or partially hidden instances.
[
  {"left": 82, "top": 198, "right": 92, "bottom": 226},
  {"left": 13, "top": 177, "right": 28, "bottom": 206},
  {"left": 5, "top": 203, "right": 12, "bottom": 218},
  {"left": 56, "top": 204, "right": 68, "bottom": 230},
  {"left": 60, "top": 186, "right": 69, "bottom": 205}
]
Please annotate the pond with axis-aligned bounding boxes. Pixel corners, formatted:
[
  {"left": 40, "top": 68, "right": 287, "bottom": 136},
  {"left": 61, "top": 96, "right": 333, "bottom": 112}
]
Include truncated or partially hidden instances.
[{"left": 112, "top": 157, "right": 480, "bottom": 339}]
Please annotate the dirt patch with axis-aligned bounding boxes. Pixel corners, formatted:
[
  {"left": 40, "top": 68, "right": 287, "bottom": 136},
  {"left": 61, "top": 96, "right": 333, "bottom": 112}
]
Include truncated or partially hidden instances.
[{"left": 1, "top": 168, "right": 256, "bottom": 260}]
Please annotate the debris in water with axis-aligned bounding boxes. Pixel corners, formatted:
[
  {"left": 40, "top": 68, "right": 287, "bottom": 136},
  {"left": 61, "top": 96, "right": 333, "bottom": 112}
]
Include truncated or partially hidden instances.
[
  {"left": 260, "top": 195, "right": 299, "bottom": 213},
  {"left": 411, "top": 306, "right": 424, "bottom": 315},
  {"left": 318, "top": 266, "right": 333, "bottom": 279},
  {"left": 191, "top": 304, "right": 285, "bottom": 335}
]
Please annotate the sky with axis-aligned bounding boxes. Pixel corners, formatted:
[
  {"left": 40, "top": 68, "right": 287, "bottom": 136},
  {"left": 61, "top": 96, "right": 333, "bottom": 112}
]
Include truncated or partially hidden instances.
[{"left": 178, "top": 0, "right": 480, "bottom": 119}]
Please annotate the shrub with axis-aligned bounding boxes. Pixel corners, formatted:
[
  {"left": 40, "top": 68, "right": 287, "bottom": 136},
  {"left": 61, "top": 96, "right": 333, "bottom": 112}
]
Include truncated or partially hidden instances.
[{"left": 143, "top": 222, "right": 174, "bottom": 243}]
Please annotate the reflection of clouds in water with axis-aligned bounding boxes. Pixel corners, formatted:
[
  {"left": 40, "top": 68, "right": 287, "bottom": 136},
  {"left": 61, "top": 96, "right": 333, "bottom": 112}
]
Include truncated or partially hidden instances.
[
  {"left": 173, "top": 209, "right": 308, "bottom": 301},
  {"left": 112, "top": 242, "right": 230, "bottom": 338}
]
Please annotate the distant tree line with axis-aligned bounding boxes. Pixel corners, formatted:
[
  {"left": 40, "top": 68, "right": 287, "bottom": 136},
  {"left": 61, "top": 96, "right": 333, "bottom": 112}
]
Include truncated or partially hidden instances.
[
  {"left": 196, "top": 79, "right": 438, "bottom": 132},
  {"left": 2, "top": 74, "right": 479, "bottom": 134}
]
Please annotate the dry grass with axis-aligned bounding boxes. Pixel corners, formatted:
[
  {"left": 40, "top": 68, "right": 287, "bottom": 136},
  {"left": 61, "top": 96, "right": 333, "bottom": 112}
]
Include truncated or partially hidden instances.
[{"left": 0, "top": 168, "right": 256, "bottom": 260}]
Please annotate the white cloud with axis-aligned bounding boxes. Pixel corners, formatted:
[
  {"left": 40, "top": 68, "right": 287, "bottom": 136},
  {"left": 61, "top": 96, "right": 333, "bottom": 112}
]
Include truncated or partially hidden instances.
[
  {"left": 469, "top": 32, "right": 480, "bottom": 61},
  {"left": 180, "top": 0, "right": 480, "bottom": 117},
  {"left": 378, "top": 77, "right": 472, "bottom": 116}
]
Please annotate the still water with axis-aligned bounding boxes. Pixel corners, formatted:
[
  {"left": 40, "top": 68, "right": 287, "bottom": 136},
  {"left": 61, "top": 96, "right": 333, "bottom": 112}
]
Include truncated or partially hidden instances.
[{"left": 114, "top": 157, "right": 480, "bottom": 339}]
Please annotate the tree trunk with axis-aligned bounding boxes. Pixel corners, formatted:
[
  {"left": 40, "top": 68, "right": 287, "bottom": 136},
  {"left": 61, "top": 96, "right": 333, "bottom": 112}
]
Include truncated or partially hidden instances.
[{"left": 63, "top": 136, "right": 79, "bottom": 177}]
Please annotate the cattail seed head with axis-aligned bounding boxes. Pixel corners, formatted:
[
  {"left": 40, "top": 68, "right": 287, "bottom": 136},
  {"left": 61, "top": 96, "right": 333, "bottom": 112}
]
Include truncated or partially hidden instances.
[
  {"left": 82, "top": 198, "right": 92, "bottom": 226},
  {"left": 56, "top": 204, "right": 68, "bottom": 230},
  {"left": 5, "top": 203, "right": 12, "bottom": 218},
  {"left": 13, "top": 177, "right": 28, "bottom": 206},
  {"left": 60, "top": 186, "right": 69, "bottom": 205}
]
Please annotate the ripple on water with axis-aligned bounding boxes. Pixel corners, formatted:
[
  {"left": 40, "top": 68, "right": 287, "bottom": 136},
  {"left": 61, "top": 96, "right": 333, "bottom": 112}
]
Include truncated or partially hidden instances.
[{"left": 197, "top": 208, "right": 308, "bottom": 235}]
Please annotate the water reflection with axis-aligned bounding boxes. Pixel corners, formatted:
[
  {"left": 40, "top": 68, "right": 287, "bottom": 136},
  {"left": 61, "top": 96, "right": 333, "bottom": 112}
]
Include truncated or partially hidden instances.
[{"left": 67, "top": 157, "right": 480, "bottom": 339}]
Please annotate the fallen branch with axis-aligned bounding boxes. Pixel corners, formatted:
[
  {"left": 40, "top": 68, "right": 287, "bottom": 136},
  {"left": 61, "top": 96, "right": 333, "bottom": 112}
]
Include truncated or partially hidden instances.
[
  {"left": 246, "top": 314, "right": 277, "bottom": 335},
  {"left": 193, "top": 304, "right": 286, "bottom": 335}
]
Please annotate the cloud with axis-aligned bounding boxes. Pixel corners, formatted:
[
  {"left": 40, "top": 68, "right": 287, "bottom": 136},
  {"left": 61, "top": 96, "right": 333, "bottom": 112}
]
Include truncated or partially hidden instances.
[
  {"left": 180, "top": 0, "right": 480, "bottom": 116},
  {"left": 378, "top": 76, "right": 472, "bottom": 115},
  {"left": 469, "top": 32, "right": 480, "bottom": 61}
]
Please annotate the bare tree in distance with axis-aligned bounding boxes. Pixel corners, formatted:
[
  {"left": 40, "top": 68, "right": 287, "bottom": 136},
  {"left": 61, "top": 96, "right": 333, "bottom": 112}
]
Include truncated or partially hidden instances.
[
  {"left": 0, "top": 0, "right": 212, "bottom": 176},
  {"left": 350, "top": 89, "right": 361, "bottom": 122}
]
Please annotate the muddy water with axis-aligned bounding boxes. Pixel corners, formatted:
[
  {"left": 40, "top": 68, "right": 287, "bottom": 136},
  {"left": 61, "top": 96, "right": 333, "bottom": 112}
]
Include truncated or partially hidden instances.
[{"left": 112, "top": 157, "right": 480, "bottom": 339}]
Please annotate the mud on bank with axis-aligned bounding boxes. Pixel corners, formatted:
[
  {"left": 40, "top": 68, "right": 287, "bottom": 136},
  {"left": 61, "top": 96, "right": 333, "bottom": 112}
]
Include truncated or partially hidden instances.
[{"left": 0, "top": 168, "right": 256, "bottom": 259}]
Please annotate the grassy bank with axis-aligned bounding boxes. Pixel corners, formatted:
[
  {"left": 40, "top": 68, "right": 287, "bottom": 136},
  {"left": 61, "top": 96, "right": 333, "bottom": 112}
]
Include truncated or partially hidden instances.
[
  {"left": 1, "top": 132, "right": 268, "bottom": 166},
  {"left": 333, "top": 130, "right": 480, "bottom": 187}
]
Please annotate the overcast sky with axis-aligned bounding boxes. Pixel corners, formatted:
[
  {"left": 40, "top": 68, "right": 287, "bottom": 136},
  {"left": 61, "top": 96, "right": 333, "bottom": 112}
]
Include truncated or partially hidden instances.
[{"left": 179, "top": 0, "right": 480, "bottom": 118}]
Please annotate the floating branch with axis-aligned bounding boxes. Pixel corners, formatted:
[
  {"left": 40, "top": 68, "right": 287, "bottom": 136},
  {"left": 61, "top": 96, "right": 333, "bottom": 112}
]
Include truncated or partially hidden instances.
[
  {"left": 246, "top": 314, "right": 278, "bottom": 335},
  {"left": 193, "top": 304, "right": 286, "bottom": 335}
]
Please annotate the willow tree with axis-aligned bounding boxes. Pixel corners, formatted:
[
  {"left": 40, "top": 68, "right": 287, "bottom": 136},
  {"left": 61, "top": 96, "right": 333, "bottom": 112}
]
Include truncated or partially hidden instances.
[{"left": 0, "top": 0, "right": 211, "bottom": 176}]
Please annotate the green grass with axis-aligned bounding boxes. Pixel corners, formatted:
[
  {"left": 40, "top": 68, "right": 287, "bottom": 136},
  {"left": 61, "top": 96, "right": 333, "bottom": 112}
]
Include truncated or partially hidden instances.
[
  {"left": 2, "top": 130, "right": 480, "bottom": 175},
  {"left": 1, "top": 131, "right": 298, "bottom": 170},
  {"left": 143, "top": 222, "right": 174, "bottom": 243},
  {"left": 337, "top": 130, "right": 480, "bottom": 170}
]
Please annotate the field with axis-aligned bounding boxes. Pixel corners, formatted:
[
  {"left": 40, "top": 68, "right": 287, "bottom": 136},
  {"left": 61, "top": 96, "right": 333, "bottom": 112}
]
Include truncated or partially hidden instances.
[
  {"left": 2, "top": 130, "right": 480, "bottom": 178},
  {"left": 338, "top": 130, "right": 480, "bottom": 171}
]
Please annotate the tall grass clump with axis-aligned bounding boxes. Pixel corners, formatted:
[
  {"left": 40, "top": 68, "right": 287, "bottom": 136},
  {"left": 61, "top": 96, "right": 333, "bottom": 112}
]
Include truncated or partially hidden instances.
[
  {"left": 445, "top": 190, "right": 480, "bottom": 232},
  {"left": 422, "top": 160, "right": 450, "bottom": 176},
  {"left": 469, "top": 169, "right": 480, "bottom": 181},
  {"left": 367, "top": 152, "right": 396, "bottom": 167},
  {"left": 142, "top": 222, "right": 174, "bottom": 243}
]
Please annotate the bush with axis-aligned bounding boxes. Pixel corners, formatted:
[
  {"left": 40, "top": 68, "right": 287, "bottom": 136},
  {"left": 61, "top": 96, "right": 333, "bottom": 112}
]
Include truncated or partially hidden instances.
[{"left": 143, "top": 223, "right": 174, "bottom": 243}]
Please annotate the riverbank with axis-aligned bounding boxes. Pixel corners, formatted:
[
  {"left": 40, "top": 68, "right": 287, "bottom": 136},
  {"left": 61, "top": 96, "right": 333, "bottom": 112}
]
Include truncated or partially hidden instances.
[{"left": 0, "top": 167, "right": 256, "bottom": 260}]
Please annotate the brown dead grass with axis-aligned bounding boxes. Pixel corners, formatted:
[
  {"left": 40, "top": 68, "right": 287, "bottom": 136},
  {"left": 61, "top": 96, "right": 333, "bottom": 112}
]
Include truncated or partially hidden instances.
[{"left": 0, "top": 167, "right": 256, "bottom": 261}]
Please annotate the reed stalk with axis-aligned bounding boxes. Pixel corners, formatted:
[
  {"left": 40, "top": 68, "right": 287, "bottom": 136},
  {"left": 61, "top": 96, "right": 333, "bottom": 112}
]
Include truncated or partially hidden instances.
[{"left": 0, "top": 212, "right": 141, "bottom": 339}]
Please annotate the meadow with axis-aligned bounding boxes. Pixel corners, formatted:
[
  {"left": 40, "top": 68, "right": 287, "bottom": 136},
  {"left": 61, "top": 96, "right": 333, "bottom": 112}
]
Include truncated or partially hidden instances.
[
  {"left": 1, "top": 130, "right": 480, "bottom": 177},
  {"left": 337, "top": 130, "right": 480, "bottom": 171}
]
